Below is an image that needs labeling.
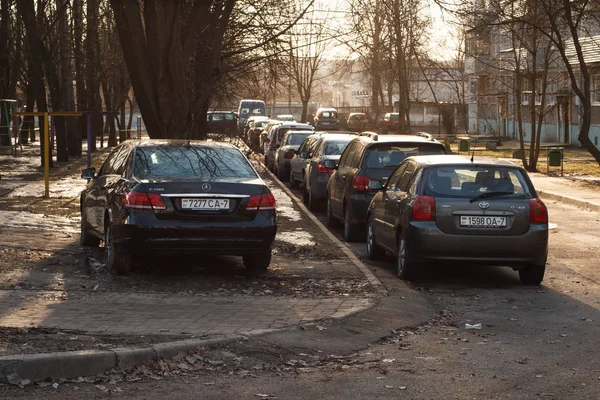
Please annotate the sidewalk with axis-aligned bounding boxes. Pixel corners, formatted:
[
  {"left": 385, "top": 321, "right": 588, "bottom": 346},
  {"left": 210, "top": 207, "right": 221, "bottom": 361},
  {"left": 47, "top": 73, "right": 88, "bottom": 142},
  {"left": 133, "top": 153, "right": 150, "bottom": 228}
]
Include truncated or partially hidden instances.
[{"left": 529, "top": 173, "right": 600, "bottom": 212}]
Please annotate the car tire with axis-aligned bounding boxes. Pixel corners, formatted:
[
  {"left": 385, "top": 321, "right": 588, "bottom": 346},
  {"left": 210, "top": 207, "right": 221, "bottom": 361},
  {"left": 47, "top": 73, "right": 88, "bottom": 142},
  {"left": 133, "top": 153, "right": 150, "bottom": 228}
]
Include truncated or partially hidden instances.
[
  {"left": 80, "top": 210, "right": 100, "bottom": 247},
  {"left": 519, "top": 263, "right": 546, "bottom": 285},
  {"left": 302, "top": 184, "right": 309, "bottom": 205},
  {"left": 289, "top": 169, "right": 298, "bottom": 188},
  {"left": 343, "top": 206, "right": 361, "bottom": 242},
  {"left": 396, "top": 231, "right": 416, "bottom": 280},
  {"left": 308, "top": 186, "right": 318, "bottom": 211},
  {"left": 104, "top": 219, "right": 132, "bottom": 275},
  {"left": 326, "top": 195, "right": 340, "bottom": 227},
  {"left": 366, "top": 217, "right": 385, "bottom": 260},
  {"left": 243, "top": 249, "right": 271, "bottom": 273},
  {"left": 277, "top": 164, "right": 288, "bottom": 181}
]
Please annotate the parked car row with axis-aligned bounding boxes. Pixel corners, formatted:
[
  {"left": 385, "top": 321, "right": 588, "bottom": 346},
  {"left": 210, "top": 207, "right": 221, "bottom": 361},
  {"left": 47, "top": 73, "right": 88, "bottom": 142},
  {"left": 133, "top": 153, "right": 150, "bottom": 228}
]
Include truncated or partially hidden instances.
[{"left": 274, "top": 130, "right": 549, "bottom": 286}]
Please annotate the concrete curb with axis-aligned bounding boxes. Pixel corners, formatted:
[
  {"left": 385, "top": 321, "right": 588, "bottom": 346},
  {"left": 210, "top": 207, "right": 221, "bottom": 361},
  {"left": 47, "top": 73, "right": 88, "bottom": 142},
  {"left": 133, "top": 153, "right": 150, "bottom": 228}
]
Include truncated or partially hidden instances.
[
  {"left": 539, "top": 190, "right": 600, "bottom": 213},
  {"left": 260, "top": 163, "right": 388, "bottom": 296},
  {"left": 0, "top": 335, "right": 244, "bottom": 384}
]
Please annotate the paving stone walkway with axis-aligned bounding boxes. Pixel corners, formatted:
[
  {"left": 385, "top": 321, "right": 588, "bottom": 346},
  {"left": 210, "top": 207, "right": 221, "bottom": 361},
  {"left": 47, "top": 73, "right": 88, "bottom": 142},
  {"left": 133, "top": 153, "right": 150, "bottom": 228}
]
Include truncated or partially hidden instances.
[{"left": 0, "top": 290, "right": 373, "bottom": 336}]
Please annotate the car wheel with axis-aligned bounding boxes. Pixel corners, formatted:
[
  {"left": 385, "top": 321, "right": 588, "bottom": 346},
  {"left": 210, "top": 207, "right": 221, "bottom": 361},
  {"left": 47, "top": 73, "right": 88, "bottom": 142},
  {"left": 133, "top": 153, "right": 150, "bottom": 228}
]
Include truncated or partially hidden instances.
[
  {"left": 308, "top": 186, "right": 318, "bottom": 211},
  {"left": 326, "top": 195, "right": 340, "bottom": 227},
  {"left": 519, "top": 263, "right": 546, "bottom": 285},
  {"left": 302, "top": 179, "right": 310, "bottom": 204},
  {"left": 396, "top": 231, "right": 415, "bottom": 280},
  {"left": 277, "top": 164, "right": 288, "bottom": 181},
  {"left": 343, "top": 207, "right": 360, "bottom": 242},
  {"left": 366, "top": 217, "right": 385, "bottom": 260},
  {"left": 289, "top": 169, "right": 298, "bottom": 188},
  {"left": 243, "top": 249, "right": 272, "bottom": 273},
  {"left": 80, "top": 209, "right": 100, "bottom": 247},
  {"left": 104, "top": 219, "right": 132, "bottom": 275}
]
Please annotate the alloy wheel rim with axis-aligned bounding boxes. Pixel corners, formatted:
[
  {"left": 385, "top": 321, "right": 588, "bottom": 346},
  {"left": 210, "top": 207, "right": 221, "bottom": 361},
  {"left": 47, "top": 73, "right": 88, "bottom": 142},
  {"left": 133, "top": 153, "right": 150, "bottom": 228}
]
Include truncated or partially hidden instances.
[
  {"left": 105, "top": 225, "right": 111, "bottom": 265},
  {"left": 397, "top": 239, "right": 406, "bottom": 274},
  {"left": 367, "top": 223, "right": 374, "bottom": 254}
]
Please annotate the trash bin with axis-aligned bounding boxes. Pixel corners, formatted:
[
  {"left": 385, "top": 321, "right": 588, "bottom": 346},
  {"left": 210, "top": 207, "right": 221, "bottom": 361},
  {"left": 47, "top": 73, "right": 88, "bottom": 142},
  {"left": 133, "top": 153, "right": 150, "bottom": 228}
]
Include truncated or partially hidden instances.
[
  {"left": 548, "top": 149, "right": 562, "bottom": 166},
  {"left": 459, "top": 139, "right": 470, "bottom": 152}
]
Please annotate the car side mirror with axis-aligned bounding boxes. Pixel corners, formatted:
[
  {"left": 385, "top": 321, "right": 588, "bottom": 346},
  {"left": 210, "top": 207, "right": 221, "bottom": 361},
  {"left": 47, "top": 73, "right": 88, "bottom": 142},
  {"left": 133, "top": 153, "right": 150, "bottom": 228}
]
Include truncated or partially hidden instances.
[
  {"left": 300, "top": 151, "right": 309, "bottom": 159},
  {"left": 367, "top": 180, "right": 383, "bottom": 191},
  {"left": 323, "top": 160, "right": 337, "bottom": 170},
  {"left": 81, "top": 167, "right": 96, "bottom": 180}
]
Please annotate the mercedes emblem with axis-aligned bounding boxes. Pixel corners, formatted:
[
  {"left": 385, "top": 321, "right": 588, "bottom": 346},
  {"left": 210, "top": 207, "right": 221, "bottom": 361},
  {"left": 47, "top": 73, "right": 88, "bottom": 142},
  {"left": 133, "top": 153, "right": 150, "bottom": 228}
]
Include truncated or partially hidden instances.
[
  {"left": 201, "top": 183, "right": 211, "bottom": 192},
  {"left": 478, "top": 201, "right": 490, "bottom": 209}
]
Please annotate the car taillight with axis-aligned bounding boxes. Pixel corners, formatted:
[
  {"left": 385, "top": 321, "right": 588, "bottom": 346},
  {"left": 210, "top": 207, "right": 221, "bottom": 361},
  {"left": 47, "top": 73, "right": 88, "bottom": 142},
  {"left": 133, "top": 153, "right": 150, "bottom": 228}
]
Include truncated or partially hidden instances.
[
  {"left": 317, "top": 162, "right": 334, "bottom": 173},
  {"left": 123, "top": 191, "right": 166, "bottom": 210},
  {"left": 412, "top": 195, "right": 436, "bottom": 220},
  {"left": 284, "top": 152, "right": 294, "bottom": 159},
  {"left": 529, "top": 198, "right": 548, "bottom": 223},
  {"left": 246, "top": 193, "right": 276, "bottom": 211},
  {"left": 353, "top": 175, "right": 371, "bottom": 191}
]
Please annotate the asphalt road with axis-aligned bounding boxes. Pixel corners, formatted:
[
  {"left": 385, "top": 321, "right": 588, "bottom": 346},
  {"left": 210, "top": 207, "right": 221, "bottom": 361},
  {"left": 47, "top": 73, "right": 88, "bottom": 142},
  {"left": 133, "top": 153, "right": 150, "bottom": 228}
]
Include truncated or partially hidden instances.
[{"left": 3, "top": 174, "right": 600, "bottom": 399}]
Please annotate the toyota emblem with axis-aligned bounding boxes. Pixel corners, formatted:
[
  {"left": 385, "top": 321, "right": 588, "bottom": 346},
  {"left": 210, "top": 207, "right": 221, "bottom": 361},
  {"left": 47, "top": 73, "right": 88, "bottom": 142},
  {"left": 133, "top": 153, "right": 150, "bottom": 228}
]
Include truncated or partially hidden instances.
[
  {"left": 201, "top": 183, "right": 211, "bottom": 192},
  {"left": 478, "top": 201, "right": 490, "bottom": 209}
]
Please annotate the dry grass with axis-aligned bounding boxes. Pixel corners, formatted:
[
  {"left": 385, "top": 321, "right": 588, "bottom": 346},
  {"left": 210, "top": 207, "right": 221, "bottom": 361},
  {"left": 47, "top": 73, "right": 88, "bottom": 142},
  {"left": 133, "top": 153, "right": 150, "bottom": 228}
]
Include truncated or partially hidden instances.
[{"left": 449, "top": 145, "right": 600, "bottom": 178}]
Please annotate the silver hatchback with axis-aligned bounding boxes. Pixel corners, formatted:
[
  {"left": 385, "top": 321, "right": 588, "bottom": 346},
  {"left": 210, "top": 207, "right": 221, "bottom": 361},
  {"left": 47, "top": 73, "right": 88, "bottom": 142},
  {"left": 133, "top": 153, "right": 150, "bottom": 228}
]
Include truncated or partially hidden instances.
[{"left": 366, "top": 155, "right": 549, "bottom": 285}]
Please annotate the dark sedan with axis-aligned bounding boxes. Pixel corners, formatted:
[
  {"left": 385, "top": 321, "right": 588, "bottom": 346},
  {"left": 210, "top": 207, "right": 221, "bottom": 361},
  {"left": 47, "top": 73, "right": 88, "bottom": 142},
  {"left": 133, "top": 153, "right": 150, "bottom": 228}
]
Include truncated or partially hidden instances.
[{"left": 80, "top": 140, "right": 277, "bottom": 275}]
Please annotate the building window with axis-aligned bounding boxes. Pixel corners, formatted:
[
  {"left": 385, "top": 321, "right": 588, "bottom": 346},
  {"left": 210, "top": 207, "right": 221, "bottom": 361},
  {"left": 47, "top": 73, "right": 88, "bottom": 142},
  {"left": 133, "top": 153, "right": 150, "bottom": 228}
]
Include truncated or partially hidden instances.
[{"left": 593, "top": 74, "right": 600, "bottom": 105}]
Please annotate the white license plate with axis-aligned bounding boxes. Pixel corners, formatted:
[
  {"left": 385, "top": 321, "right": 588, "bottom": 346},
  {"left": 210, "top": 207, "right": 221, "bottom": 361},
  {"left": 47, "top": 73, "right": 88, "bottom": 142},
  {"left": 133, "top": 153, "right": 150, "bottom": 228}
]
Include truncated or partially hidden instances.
[
  {"left": 181, "top": 198, "right": 229, "bottom": 210},
  {"left": 460, "top": 216, "right": 507, "bottom": 228}
]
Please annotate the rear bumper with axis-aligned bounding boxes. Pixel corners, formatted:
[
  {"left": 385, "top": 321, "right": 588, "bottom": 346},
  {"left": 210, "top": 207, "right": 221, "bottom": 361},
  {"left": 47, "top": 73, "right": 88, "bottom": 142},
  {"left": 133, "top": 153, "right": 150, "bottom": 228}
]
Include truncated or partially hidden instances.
[
  {"left": 112, "top": 212, "right": 277, "bottom": 256},
  {"left": 407, "top": 221, "right": 548, "bottom": 266}
]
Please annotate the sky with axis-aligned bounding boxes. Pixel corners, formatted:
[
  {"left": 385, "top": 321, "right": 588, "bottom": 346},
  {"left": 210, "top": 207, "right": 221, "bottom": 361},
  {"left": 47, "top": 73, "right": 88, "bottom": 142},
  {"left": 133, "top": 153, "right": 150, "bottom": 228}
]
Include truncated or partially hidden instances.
[{"left": 311, "top": 0, "right": 460, "bottom": 61}]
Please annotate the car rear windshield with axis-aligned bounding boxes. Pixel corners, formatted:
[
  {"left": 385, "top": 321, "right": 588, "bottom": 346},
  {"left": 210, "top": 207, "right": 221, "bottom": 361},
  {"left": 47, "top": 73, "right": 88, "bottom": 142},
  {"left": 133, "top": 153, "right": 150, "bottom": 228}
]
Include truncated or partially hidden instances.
[
  {"left": 320, "top": 111, "right": 337, "bottom": 118},
  {"left": 323, "top": 140, "right": 352, "bottom": 156},
  {"left": 424, "top": 166, "right": 530, "bottom": 198},
  {"left": 133, "top": 145, "right": 257, "bottom": 180},
  {"left": 363, "top": 144, "right": 445, "bottom": 168},
  {"left": 285, "top": 133, "right": 312, "bottom": 146},
  {"left": 277, "top": 127, "right": 312, "bottom": 141}
]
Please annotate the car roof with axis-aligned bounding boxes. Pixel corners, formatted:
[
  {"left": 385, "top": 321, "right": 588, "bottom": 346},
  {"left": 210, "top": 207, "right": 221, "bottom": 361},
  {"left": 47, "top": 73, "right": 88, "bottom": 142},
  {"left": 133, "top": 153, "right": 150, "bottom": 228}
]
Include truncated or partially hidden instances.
[
  {"left": 354, "top": 133, "right": 443, "bottom": 146},
  {"left": 319, "top": 133, "right": 357, "bottom": 141},
  {"left": 407, "top": 154, "right": 519, "bottom": 168},
  {"left": 208, "top": 110, "right": 234, "bottom": 114},
  {"left": 275, "top": 123, "right": 313, "bottom": 129},
  {"left": 134, "top": 139, "right": 236, "bottom": 150}
]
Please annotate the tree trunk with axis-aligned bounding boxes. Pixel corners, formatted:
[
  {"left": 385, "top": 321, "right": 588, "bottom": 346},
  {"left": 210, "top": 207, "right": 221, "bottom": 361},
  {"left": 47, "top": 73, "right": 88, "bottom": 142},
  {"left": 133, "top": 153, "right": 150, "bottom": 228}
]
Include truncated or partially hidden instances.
[
  {"left": 18, "top": 0, "right": 52, "bottom": 167},
  {"left": 86, "top": 0, "right": 102, "bottom": 152}
]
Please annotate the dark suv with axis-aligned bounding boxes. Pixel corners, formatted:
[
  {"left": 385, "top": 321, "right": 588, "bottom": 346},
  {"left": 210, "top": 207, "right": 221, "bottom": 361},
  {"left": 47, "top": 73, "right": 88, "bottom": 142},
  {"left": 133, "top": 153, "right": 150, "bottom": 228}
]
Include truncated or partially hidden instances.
[
  {"left": 365, "top": 155, "right": 548, "bottom": 285},
  {"left": 206, "top": 111, "right": 237, "bottom": 135},
  {"left": 326, "top": 133, "right": 446, "bottom": 242}
]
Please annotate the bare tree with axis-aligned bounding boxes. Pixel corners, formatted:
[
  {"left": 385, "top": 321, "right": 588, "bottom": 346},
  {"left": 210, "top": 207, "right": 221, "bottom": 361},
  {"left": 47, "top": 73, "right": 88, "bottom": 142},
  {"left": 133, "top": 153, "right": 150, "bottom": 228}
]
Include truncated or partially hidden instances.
[
  {"left": 287, "top": 7, "right": 329, "bottom": 122},
  {"left": 110, "top": 0, "right": 312, "bottom": 140}
]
